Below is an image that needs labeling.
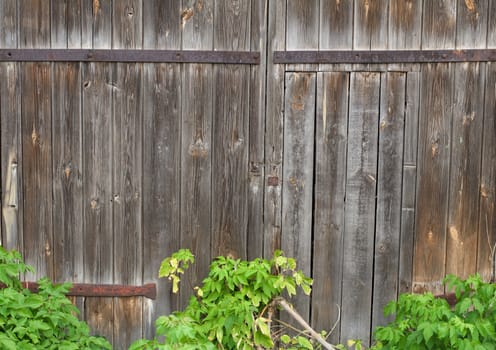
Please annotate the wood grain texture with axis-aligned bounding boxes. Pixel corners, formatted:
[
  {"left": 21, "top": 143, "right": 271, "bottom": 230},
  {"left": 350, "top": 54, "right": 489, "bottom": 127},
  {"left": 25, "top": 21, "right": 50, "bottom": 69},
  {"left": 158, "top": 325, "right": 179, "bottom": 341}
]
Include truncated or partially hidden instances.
[
  {"left": 180, "top": 64, "right": 213, "bottom": 309},
  {"left": 21, "top": 63, "right": 53, "bottom": 281},
  {"left": 477, "top": 62, "right": 496, "bottom": 280},
  {"left": 182, "top": 0, "right": 214, "bottom": 50},
  {"left": 320, "top": 0, "right": 353, "bottom": 50},
  {"left": 341, "top": 72, "right": 380, "bottom": 346},
  {"left": 143, "top": 0, "right": 181, "bottom": 49},
  {"left": 264, "top": 0, "right": 286, "bottom": 258},
  {"left": 488, "top": 0, "right": 496, "bottom": 47},
  {"left": 0, "top": 1, "right": 20, "bottom": 250},
  {"left": 399, "top": 72, "right": 420, "bottom": 294},
  {"left": 389, "top": 0, "right": 422, "bottom": 49},
  {"left": 413, "top": 64, "right": 454, "bottom": 295},
  {"left": 0, "top": 0, "right": 17, "bottom": 48},
  {"left": 214, "top": 0, "right": 251, "bottom": 51},
  {"left": 354, "top": 0, "right": 389, "bottom": 49},
  {"left": 81, "top": 0, "right": 112, "bottom": 49},
  {"left": 142, "top": 63, "right": 182, "bottom": 338},
  {"left": 446, "top": 63, "right": 484, "bottom": 279},
  {"left": 286, "top": 0, "right": 319, "bottom": 71},
  {"left": 372, "top": 72, "right": 406, "bottom": 330},
  {"left": 282, "top": 72, "right": 316, "bottom": 322},
  {"left": 247, "top": 0, "right": 267, "bottom": 260},
  {"left": 311, "top": 72, "right": 349, "bottom": 343},
  {"left": 52, "top": 63, "right": 83, "bottom": 286},
  {"left": 82, "top": 62, "right": 113, "bottom": 342},
  {"left": 112, "top": 2, "right": 144, "bottom": 347},
  {"left": 112, "top": 63, "right": 143, "bottom": 348},
  {"left": 456, "top": 0, "right": 488, "bottom": 48},
  {"left": 422, "top": 0, "right": 457, "bottom": 49}
]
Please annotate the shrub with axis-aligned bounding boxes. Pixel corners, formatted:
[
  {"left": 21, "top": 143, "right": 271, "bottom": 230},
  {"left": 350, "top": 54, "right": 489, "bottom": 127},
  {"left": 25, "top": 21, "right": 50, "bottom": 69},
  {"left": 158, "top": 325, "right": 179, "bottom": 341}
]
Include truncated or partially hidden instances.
[
  {"left": 0, "top": 246, "right": 111, "bottom": 350},
  {"left": 130, "top": 249, "right": 337, "bottom": 350},
  {"left": 370, "top": 274, "right": 496, "bottom": 349}
]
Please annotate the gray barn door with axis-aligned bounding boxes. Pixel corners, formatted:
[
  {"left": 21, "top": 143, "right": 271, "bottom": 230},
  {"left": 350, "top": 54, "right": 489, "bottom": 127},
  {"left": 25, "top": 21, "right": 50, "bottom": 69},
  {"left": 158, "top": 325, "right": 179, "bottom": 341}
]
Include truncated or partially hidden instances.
[{"left": 282, "top": 71, "right": 412, "bottom": 345}]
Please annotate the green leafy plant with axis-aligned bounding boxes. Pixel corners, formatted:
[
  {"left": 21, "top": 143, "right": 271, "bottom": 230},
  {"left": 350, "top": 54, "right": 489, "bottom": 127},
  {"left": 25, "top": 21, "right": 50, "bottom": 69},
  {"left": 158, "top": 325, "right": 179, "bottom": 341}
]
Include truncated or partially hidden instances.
[
  {"left": 130, "top": 249, "right": 339, "bottom": 350},
  {"left": 369, "top": 274, "right": 496, "bottom": 349},
  {"left": 0, "top": 246, "right": 111, "bottom": 350}
]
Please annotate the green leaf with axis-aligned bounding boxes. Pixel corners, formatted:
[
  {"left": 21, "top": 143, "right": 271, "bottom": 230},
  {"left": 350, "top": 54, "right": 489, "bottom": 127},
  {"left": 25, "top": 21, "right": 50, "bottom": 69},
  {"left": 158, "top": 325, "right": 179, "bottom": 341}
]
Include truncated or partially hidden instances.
[
  {"left": 297, "top": 336, "right": 313, "bottom": 350},
  {"left": 254, "top": 331, "right": 274, "bottom": 348}
]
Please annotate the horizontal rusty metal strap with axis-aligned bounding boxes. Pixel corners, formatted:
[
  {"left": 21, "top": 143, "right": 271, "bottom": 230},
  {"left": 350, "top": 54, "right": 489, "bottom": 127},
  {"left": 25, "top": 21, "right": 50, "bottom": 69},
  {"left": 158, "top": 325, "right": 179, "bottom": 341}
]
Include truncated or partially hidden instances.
[
  {"left": 0, "top": 49, "right": 260, "bottom": 64},
  {"left": 274, "top": 49, "right": 496, "bottom": 64},
  {"left": 0, "top": 282, "right": 156, "bottom": 299}
]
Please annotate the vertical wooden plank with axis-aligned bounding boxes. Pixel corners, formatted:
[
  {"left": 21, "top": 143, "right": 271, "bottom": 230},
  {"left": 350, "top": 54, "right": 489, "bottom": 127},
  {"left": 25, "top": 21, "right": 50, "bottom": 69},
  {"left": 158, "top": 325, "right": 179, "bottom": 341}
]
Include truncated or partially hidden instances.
[
  {"left": 389, "top": 0, "right": 422, "bottom": 49},
  {"left": 456, "top": 0, "right": 489, "bottom": 48},
  {"left": 477, "top": 62, "right": 496, "bottom": 280},
  {"left": 264, "top": 0, "right": 286, "bottom": 258},
  {"left": 21, "top": 63, "right": 53, "bottom": 281},
  {"left": 445, "top": 63, "right": 485, "bottom": 280},
  {"left": 320, "top": 0, "right": 353, "bottom": 49},
  {"left": 341, "top": 72, "right": 380, "bottom": 345},
  {"left": 488, "top": 0, "right": 496, "bottom": 47},
  {"left": 142, "top": 0, "right": 183, "bottom": 340},
  {"left": 112, "top": 2, "right": 143, "bottom": 347},
  {"left": 142, "top": 64, "right": 182, "bottom": 338},
  {"left": 422, "top": 0, "right": 457, "bottom": 49},
  {"left": 247, "top": 0, "right": 267, "bottom": 259},
  {"left": 180, "top": 65, "right": 212, "bottom": 308},
  {"left": 0, "top": 1, "right": 21, "bottom": 252},
  {"left": 354, "top": 0, "right": 389, "bottom": 49},
  {"left": 19, "top": 0, "right": 52, "bottom": 281},
  {"left": 82, "top": 63, "right": 113, "bottom": 342},
  {"left": 413, "top": 64, "right": 454, "bottom": 294},
  {"left": 143, "top": 0, "right": 181, "bottom": 49},
  {"left": 286, "top": 0, "right": 319, "bottom": 71},
  {"left": 372, "top": 72, "right": 406, "bottom": 330},
  {"left": 399, "top": 72, "right": 420, "bottom": 294},
  {"left": 52, "top": 63, "right": 83, "bottom": 287},
  {"left": 311, "top": 72, "right": 349, "bottom": 343},
  {"left": 182, "top": 0, "right": 214, "bottom": 50},
  {"left": 212, "top": 0, "right": 251, "bottom": 258},
  {"left": 282, "top": 72, "right": 316, "bottom": 323},
  {"left": 82, "top": 0, "right": 112, "bottom": 49},
  {"left": 180, "top": 0, "right": 214, "bottom": 310}
]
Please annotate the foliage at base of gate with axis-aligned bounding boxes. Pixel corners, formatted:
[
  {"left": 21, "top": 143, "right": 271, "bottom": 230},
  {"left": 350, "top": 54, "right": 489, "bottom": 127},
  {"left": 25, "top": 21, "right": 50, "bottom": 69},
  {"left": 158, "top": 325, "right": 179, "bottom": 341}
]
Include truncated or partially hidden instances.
[
  {"left": 0, "top": 247, "right": 111, "bottom": 350},
  {"left": 369, "top": 274, "right": 496, "bottom": 349},
  {"left": 129, "top": 249, "right": 325, "bottom": 350}
]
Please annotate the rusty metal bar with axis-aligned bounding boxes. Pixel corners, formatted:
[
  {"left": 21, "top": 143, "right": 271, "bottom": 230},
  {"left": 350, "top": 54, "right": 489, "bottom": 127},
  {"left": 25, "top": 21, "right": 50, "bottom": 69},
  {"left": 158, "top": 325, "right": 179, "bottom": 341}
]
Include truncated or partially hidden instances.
[
  {"left": 273, "top": 49, "right": 496, "bottom": 64},
  {"left": 0, "top": 49, "right": 260, "bottom": 64},
  {"left": 1, "top": 282, "right": 157, "bottom": 299}
]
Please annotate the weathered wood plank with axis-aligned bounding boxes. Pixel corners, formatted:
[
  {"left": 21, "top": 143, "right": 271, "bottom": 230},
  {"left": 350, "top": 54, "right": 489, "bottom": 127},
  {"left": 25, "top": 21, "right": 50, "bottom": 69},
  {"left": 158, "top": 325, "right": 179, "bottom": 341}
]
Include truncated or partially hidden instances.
[
  {"left": 0, "top": 1, "right": 20, "bottom": 251},
  {"left": 112, "top": 2, "right": 144, "bottom": 347},
  {"left": 286, "top": 0, "right": 319, "bottom": 71},
  {"left": 81, "top": 0, "right": 112, "bottom": 49},
  {"left": 0, "top": 0, "right": 17, "bottom": 48},
  {"left": 82, "top": 62, "right": 113, "bottom": 343},
  {"left": 456, "top": 0, "right": 489, "bottom": 48},
  {"left": 211, "top": 0, "right": 251, "bottom": 259},
  {"left": 372, "top": 72, "right": 406, "bottom": 330},
  {"left": 413, "top": 64, "right": 454, "bottom": 294},
  {"left": 389, "top": 0, "right": 422, "bottom": 49},
  {"left": 264, "top": 0, "right": 286, "bottom": 258},
  {"left": 282, "top": 72, "right": 316, "bottom": 323},
  {"left": 182, "top": 0, "right": 214, "bottom": 50},
  {"left": 247, "top": 0, "right": 267, "bottom": 260},
  {"left": 180, "top": 64, "right": 213, "bottom": 308},
  {"left": 399, "top": 72, "right": 420, "bottom": 294},
  {"left": 21, "top": 62, "right": 53, "bottom": 281},
  {"left": 320, "top": 0, "right": 353, "bottom": 49},
  {"left": 341, "top": 72, "right": 380, "bottom": 346},
  {"left": 477, "top": 62, "right": 496, "bottom": 281},
  {"left": 112, "top": 63, "right": 143, "bottom": 348},
  {"left": 142, "top": 63, "right": 182, "bottom": 339},
  {"left": 354, "top": 0, "right": 389, "bottom": 49},
  {"left": 488, "top": 0, "right": 496, "bottom": 47},
  {"left": 311, "top": 72, "right": 349, "bottom": 343},
  {"left": 143, "top": 0, "right": 181, "bottom": 49},
  {"left": 446, "top": 63, "right": 485, "bottom": 279},
  {"left": 52, "top": 63, "right": 83, "bottom": 288},
  {"left": 422, "top": 0, "right": 457, "bottom": 49}
]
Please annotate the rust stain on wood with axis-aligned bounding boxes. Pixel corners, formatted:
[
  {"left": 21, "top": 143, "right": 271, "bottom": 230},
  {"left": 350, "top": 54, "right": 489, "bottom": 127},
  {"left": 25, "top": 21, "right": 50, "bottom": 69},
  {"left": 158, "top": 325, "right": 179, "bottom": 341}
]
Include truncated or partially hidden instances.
[
  {"left": 181, "top": 8, "right": 194, "bottom": 27},
  {"left": 465, "top": 0, "right": 476, "bottom": 12},
  {"left": 93, "top": 0, "right": 100, "bottom": 16}
]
